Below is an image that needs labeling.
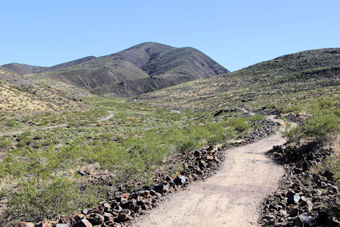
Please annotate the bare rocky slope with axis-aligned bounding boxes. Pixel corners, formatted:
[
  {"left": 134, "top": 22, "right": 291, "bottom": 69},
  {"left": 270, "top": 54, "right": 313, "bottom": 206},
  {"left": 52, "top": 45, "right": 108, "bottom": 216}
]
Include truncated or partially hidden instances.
[{"left": 1, "top": 42, "right": 229, "bottom": 97}]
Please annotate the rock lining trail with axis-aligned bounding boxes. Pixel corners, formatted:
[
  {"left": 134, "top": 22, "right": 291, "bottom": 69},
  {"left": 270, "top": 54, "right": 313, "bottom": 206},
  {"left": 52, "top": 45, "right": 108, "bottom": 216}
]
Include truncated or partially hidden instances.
[
  {"left": 0, "top": 111, "right": 115, "bottom": 137},
  {"left": 135, "top": 116, "right": 286, "bottom": 227}
]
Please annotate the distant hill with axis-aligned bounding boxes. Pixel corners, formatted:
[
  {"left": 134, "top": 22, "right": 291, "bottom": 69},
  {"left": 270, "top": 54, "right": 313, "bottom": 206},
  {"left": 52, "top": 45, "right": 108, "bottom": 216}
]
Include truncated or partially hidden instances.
[
  {"left": 1, "top": 56, "right": 97, "bottom": 75},
  {"left": 1, "top": 63, "right": 47, "bottom": 75},
  {"left": 40, "top": 56, "right": 97, "bottom": 73},
  {"left": 32, "top": 42, "right": 229, "bottom": 97},
  {"left": 138, "top": 48, "right": 340, "bottom": 111}
]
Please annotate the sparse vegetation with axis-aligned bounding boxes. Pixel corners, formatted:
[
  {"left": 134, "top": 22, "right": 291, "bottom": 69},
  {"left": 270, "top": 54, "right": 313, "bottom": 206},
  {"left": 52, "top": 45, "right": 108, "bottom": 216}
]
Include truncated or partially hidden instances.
[{"left": 0, "top": 47, "right": 340, "bottom": 226}]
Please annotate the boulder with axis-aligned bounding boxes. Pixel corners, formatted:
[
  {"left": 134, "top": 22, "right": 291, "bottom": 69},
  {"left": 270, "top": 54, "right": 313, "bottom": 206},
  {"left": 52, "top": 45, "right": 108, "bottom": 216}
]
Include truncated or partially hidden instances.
[
  {"left": 74, "top": 214, "right": 85, "bottom": 222},
  {"left": 174, "top": 176, "right": 187, "bottom": 185},
  {"left": 131, "top": 190, "right": 150, "bottom": 199},
  {"left": 103, "top": 212, "right": 114, "bottom": 222},
  {"left": 199, "top": 160, "right": 207, "bottom": 170},
  {"left": 118, "top": 209, "right": 131, "bottom": 222},
  {"left": 194, "top": 150, "right": 201, "bottom": 157},
  {"left": 151, "top": 183, "right": 169, "bottom": 193},
  {"left": 71, "top": 218, "right": 92, "bottom": 227},
  {"left": 299, "top": 200, "right": 313, "bottom": 213},
  {"left": 324, "top": 170, "right": 334, "bottom": 181},
  {"left": 102, "top": 202, "right": 111, "bottom": 212},
  {"left": 81, "top": 209, "right": 89, "bottom": 215},
  {"left": 294, "top": 212, "right": 317, "bottom": 226},
  {"left": 287, "top": 190, "right": 300, "bottom": 204},
  {"left": 58, "top": 215, "right": 75, "bottom": 226},
  {"left": 85, "top": 213, "right": 104, "bottom": 225}
]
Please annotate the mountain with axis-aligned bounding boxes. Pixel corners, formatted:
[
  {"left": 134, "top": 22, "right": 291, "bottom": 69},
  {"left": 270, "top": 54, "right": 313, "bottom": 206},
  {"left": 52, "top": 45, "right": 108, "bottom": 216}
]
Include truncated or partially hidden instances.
[
  {"left": 0, "top": 56, "right": 97, "bottom": 75},
  {"left": 1, "top": 63, "right": 47, "bottom": 75},
  {"left": 40, "top": 56, "right": 97, "bottom": 73},
  {"left": 33, "top": 42, "right": 229, "bottom": 97},
  {"left": 137, "top": 48, "right": 340, "bottom": 111}
]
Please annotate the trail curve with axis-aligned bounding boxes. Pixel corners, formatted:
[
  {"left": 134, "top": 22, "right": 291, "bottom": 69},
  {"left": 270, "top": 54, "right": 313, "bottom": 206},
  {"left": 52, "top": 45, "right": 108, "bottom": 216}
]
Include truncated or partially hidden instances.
[{"left": 135, "top": 116, "right": 286, "bottom": 227}]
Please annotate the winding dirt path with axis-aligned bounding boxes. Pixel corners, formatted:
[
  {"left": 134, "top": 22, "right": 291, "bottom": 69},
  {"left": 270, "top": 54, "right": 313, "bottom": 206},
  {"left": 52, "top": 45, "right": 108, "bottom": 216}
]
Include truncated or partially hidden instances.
[
  {"left": 0, "top": 111, "right": 115, "bottom": 136},
  {"left": 135, "top": 116, "right": 286, "bottom": 227}
]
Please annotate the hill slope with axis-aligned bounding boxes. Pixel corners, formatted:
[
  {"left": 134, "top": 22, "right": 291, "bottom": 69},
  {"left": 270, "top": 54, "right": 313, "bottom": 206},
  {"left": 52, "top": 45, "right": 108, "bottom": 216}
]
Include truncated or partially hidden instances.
[
  {"left": 0, "top": 69, "right": 87, "bottom": 119},
  {"left": 40, "top": 56, "right": 97, "bottom": 73},
  {"left": 32, "top": 42, "right": 229, "bottom": 97},
  {"left": 0, "top": 63, "right": 47, "bottom": 75},
  {"left": 138, "top": 48, "right": 340, "bottom": 111},
  {"left": 1, "top": 56, "right": 97, "bottom": 75}
]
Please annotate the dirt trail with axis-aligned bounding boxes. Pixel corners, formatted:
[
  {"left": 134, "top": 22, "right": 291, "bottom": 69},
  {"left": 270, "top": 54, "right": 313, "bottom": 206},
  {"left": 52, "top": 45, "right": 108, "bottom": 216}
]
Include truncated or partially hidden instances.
[
  {"left": 135, "top": 116, "right": 286, "bottom": 227},
  {"left": 0, "top": 111, "right": 115, "bottom": 136}
]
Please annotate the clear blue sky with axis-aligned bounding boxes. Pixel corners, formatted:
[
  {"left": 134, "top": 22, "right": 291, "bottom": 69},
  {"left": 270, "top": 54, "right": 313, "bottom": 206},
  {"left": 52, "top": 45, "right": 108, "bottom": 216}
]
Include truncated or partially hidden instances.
[{"left": 1, "top": 0, "right": 339, "bottom": 71}]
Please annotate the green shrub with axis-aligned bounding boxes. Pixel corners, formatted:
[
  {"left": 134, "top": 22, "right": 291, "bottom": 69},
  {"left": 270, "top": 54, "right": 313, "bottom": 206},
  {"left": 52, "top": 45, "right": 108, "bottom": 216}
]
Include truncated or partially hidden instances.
[
  {"left": 33, "top": 143, "right": 42, "bottom": 149},
  {"left": 284, "top": 99, "right": 340, "bottom": 144},
  {"left": 282, "top": 105, "right": 303, "bottom": 114},
  {"left": 0, "top": 139, "right": 11, "bottom": 149},
  {"left": 2, "top": 176, "right": 101, "bottom": 223},
  {"left": 176, "top": 138, "right": 197, "bottom": 153},
  {"left": 246, "top": 114, "right": 264, "bottom": 122},
  {"left": 227, "top": 118, "right": 250, "bottom": 132},
  {"left": 43, "top": 140, "right": 53, "bottom": 146},
  {"left": 304, "top": 111, "right": 340, "bottom": 143},
  {"left": 5, "top": 120, "right": 17, "bottom": 127},
  {"left": 17, "top": 141, "right": 26, "bottom": 147},
  {"left": 283, "top": 125, "right": 302, "bottom": 144}
]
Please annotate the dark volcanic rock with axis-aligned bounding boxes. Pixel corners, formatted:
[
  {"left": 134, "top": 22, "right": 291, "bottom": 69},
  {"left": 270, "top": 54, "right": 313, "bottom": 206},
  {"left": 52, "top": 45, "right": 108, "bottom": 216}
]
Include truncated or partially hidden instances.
[
  {"left": 294, "top": 212, "right": 317, "bottom": 226},
  {"left": 261, "top": 139, "right": 340, "bottom": 226}
]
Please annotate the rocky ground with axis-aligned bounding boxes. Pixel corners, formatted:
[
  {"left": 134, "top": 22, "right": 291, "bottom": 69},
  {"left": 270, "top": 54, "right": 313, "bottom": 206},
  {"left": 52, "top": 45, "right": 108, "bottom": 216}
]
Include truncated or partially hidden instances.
[
  {"left": 15, "top": 119, "right": 278, "bottom": 227},
  {"left": 260, "top": 141, "right": 340, "bottom": 226}
]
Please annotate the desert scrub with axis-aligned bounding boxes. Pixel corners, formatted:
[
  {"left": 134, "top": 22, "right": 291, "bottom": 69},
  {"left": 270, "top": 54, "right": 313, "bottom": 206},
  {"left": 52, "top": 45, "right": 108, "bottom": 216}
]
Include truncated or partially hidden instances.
[
  {"left": 1, "top": 176, "right": 103, "bottom": 223},
  {"left": 284, "top": 99, "right": 340, "bottom": 144},
  {"left": 0, "top": 96, "right": 266, "bottom": 224},
  {"left": 226, "top": 117, "right": 250, "bottom": 133},
  {"left": 0, "top": 138, "right": 11, "bottom": 151},
  {"left": 283, "top": 99, "right": 340, "bottom": 216},
  {"left": 282, "top": 104, "right": 303, "bottom": 114},
  {"left": 5, "top": 119, "right": 17, "bottom": 127}
]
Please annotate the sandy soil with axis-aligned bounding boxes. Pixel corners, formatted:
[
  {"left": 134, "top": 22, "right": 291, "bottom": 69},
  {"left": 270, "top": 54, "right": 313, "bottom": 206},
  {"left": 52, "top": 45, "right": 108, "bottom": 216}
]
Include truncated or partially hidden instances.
[{"left": 134, "top": 116, "right": 286, "bottom": 227}]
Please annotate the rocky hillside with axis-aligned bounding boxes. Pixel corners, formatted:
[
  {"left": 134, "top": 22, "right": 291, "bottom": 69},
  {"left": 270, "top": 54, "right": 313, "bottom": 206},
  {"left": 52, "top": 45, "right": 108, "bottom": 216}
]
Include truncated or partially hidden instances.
[
  {"left": 137, "top": 48, "right": 340, "bottom": 111},
  {"left": 29, "top": 42, "right": 229, "bottom": 97}
]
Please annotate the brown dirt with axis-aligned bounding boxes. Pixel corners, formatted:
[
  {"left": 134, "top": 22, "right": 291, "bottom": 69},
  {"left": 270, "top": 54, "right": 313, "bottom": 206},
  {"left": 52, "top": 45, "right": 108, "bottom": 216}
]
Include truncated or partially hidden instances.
[{"left": 134, "top": 117, "right": 286, "bottom": 227}]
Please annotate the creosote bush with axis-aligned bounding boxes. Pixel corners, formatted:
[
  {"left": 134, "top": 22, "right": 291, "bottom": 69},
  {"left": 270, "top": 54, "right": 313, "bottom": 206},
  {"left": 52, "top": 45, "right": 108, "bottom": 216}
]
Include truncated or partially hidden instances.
[
  {"left": 1, "top": 176, "right": 102, "bottom": 223},
  {"left": 284, "top": 99, "right": 340, "bottom": 145}
]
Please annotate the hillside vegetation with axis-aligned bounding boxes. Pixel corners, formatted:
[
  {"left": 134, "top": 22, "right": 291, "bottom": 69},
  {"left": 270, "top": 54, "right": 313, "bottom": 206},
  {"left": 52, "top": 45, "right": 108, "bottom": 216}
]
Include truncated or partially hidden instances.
[
  {"left": 0, "top": 47, "right": 340, "bottom": 226},
  {"left": 138, "top": 48, "right": 340, "bottom": 112},
  {"left": 0, "top": 70, "right": 89, "bottom": 132}
]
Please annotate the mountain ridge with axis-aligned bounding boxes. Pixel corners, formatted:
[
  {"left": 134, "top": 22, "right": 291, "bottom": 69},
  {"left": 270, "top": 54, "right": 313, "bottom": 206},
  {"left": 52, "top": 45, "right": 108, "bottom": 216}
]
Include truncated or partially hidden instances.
[{"left": 27, "top": 42, "right": 229, "bottom": 97}]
